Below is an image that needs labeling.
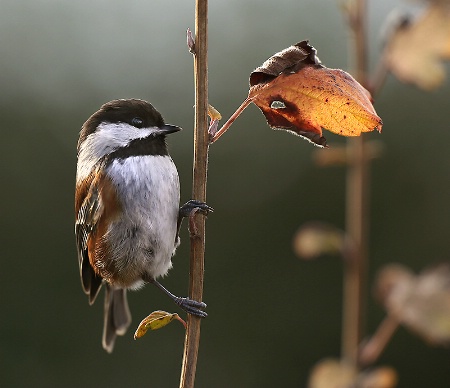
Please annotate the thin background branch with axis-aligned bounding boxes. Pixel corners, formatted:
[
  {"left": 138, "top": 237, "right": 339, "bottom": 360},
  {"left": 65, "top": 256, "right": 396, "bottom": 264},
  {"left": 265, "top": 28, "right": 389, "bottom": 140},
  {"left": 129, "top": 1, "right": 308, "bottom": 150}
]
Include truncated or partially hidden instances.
[{"left": 342, "top": 0, "right": 370, "bottom": 365}]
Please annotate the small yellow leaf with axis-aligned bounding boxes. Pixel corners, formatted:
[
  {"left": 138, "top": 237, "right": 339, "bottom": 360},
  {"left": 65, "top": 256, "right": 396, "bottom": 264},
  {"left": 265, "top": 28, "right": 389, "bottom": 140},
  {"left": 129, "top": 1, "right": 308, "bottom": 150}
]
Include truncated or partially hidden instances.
[
  {"left": 208, "top": 104, "right": 222, "bottom": 120},
  {"left": 134, "top": 310, "right": 186, "bottom": 340}
]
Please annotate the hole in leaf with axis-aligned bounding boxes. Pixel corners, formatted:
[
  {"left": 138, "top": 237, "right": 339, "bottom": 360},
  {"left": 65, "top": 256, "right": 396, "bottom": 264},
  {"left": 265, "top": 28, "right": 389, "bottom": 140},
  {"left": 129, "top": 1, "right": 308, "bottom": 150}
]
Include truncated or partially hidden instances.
[{"left": 270, "top": 100, "right": 286, "bottom": 109}]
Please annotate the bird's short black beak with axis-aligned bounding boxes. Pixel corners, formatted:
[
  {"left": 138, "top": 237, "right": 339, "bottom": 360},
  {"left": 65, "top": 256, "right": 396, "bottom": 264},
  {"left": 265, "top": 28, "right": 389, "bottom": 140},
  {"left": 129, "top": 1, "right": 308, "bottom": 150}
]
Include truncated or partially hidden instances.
[{"left": 160, "top": 124, "right": 182, "bottom": 134}]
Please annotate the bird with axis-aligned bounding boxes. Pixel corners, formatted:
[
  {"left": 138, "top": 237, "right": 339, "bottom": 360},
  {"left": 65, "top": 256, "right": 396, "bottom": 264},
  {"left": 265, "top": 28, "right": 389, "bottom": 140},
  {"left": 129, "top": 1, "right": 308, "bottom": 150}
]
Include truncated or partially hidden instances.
[{"left": 75, "top": 98, "right": 212, "bottom": 352}]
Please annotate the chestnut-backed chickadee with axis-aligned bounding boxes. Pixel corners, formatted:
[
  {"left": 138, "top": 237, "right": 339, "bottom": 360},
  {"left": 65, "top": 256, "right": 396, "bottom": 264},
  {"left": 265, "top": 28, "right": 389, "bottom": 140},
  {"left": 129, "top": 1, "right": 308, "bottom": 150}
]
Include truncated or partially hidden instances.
[{"left": 75, "top": 99, "right": 212, "bottom": 352}]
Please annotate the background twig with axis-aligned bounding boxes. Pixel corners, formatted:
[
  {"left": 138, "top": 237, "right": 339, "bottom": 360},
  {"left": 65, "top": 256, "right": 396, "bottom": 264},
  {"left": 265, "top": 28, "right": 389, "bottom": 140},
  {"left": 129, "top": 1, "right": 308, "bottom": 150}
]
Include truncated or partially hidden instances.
[
  {"left": 342, "top": 0, "right": 369, "bottom": 366},
  {"left": 359, "top": 315, "right": 400, "bottom": 366},
  {"left": 179, "top": 1, "right": 209, "bottom": 387}
]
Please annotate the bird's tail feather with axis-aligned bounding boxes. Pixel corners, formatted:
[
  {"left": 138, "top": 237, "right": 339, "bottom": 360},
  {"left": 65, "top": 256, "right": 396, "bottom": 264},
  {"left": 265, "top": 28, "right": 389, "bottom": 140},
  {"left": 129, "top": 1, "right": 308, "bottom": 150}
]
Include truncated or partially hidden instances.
[{"left": 102, "top": 284, "right": 132, "bottom": 353}]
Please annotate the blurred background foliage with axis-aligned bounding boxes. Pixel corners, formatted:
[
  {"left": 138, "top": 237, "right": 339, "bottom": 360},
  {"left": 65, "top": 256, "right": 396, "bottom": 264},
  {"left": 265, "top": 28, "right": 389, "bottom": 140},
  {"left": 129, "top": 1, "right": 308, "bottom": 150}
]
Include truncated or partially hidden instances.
[{"left": 1, "top": 0, "right": 450, "bottom": 387}]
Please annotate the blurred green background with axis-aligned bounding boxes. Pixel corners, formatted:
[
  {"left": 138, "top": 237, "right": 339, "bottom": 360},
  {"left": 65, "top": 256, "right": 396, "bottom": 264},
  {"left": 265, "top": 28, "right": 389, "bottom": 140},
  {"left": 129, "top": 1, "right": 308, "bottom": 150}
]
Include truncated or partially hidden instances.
[{"left": 1, "top": 0, "right": 450, "bottom": 387}]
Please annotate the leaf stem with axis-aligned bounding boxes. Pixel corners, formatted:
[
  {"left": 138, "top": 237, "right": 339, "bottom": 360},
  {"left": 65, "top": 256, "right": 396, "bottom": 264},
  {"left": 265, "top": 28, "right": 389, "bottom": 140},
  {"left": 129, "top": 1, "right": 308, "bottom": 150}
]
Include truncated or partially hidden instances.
[
  {"left": 209, "top": 97, "right": 253, "bottom": 143},
  {"left": 179, "top": 1, "right": 209, "bottom": 388}
]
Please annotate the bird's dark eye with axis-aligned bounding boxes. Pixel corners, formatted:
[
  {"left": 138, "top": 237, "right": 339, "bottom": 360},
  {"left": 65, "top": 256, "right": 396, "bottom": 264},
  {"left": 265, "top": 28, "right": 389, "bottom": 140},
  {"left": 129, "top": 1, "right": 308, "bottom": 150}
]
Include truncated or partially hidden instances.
[{"left": 132, "top": 117, "right": 144, "bottom": 128}]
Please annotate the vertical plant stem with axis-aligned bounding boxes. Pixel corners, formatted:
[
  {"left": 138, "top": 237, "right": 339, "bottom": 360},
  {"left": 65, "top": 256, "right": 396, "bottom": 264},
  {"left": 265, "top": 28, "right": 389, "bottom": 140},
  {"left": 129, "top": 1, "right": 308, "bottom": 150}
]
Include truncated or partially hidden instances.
[
  {"left": 179, "top": 1, "right": 209, "bottom": 387},
  {"left": 342, "top": 0, "right": 369, "bottom": 365},
  {"left": 342, "top": 136, "right": 368, "bottom": 364}
]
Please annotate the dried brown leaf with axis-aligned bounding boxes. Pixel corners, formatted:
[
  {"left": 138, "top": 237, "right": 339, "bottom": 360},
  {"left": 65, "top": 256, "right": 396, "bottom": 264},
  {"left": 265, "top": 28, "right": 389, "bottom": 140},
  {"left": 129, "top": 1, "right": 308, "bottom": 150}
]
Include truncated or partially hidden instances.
[
  {"left": 308, "top": 359, "right": 357, "bottom": 388},
  {"left": 308, "top": 358, "right": 398, "bottom": 388},
  {"left": 358, "top": 367, "right": 398, "bottom": 388},
  {"left": 375, "top": 263, "right": 450, "bottom": 345},
  {"left": 293, "top": 222, "right": 345, "bottom": 260},
  {"left": 385, "top": 4, "right": 450, "bottom": 90}
]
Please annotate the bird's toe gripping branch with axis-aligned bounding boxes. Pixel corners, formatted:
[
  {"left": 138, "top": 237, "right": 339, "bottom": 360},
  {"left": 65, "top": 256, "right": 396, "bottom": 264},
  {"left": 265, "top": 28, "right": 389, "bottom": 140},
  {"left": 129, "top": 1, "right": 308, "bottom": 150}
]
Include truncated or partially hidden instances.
[
  {"left": 178, "top": 199, "right": 214, "bottom": 238},
  {"left": 150, "top": 278, "right": 208, "bottom": 318},
  {"left": 179, "top": 199, "right": 214, "bottom": 218},
  {"left": 174, "top": 297, "right": 208, "bottom": 318}
]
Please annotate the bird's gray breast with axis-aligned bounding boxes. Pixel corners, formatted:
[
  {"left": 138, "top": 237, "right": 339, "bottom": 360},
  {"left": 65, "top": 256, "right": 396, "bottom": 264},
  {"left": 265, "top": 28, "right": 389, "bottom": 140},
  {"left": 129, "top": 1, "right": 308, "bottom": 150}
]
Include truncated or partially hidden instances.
[{"left": 105, "top": 155, "right": 180, "bottom": 284}]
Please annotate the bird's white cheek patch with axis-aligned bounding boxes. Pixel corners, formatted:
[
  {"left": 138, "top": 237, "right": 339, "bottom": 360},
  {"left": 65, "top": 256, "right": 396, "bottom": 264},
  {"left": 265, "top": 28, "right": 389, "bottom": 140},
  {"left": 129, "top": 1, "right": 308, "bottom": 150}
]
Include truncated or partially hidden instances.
[{"left": 76, "top": 123, "right": 160, "bottom": 183}]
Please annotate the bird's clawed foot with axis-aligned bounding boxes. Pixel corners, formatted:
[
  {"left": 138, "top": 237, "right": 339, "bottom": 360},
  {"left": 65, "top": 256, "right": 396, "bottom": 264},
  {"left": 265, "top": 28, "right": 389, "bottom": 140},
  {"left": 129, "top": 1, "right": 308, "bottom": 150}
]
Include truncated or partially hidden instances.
[
  {"left": 179, "top": 200, "right": 214, "bottom": 238},
  {"left": 174, "top": 297, "right": 208, "bottom": 318},
  {"left": 149, "top": 278, "right": 208, "bottom": 318},
  {"left": 179, "top": 199, "right": 214, "bottom": 218}
]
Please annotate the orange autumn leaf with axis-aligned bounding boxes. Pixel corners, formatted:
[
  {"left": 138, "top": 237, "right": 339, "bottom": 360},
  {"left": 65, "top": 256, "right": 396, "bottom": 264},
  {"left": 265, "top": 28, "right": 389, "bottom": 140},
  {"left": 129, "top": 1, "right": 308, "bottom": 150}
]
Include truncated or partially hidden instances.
[
  {"left": 210, "top": 41, "right": 382, "bottom": 146},
  {"left": 248, "top": 41, "right": 382, "bottom": 147}
]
